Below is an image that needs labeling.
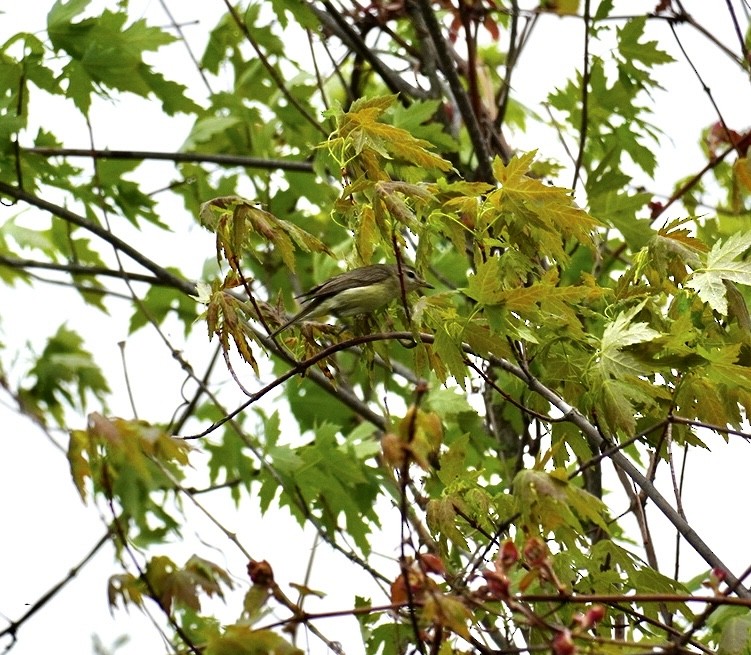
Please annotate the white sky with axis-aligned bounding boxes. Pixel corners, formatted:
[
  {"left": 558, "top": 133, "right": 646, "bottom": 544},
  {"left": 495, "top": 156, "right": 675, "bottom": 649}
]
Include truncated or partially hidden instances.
[{"left": 1, "top": 2, "right": 750, "bottom": 655}]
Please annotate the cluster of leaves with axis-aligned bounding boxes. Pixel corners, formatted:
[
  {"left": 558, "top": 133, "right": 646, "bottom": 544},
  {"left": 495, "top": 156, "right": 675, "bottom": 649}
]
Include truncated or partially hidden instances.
[
  {"left": 1, "top": 1, "right": 751, "bottom": 655},
  {"left": 68, "top": 412, "right": 190, "bottom": 542},
  {"left": 195, "top": 95, "right": 751, "bottom": 652}
]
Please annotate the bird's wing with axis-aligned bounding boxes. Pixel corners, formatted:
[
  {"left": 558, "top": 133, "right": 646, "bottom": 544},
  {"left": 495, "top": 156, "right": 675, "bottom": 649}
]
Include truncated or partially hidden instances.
[{"left": 296, "top": 265, "right": 391, "bottom": 300}]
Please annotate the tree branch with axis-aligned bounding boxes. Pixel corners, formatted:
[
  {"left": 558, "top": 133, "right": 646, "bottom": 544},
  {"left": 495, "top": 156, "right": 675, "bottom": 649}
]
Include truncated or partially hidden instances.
[
  {"left": 571, "top": 0, "right": 592, "bottom": 192},
  {"left": 22, "top": 147, "right": 315, "bottom": 172},
  {"left": 314, "top": 1, "right": 429, "bottom": 101},
  {"left": 190, "top": 323, "right": 751, "bottom": 598},
  {"left": 0, "top": 531, "right": 111, "bottom": 646},
  {"left": 492, "top": 353, "right": 751, "bottom": 599},
  {"left": 411, "top": 0, "right": 494, "bottom": 182},
  {"left": 0, "top": 254, "right": 168, "bottom": 286},
  {"left": 0, "top": 181, "right": 196, "bottom": 297}
]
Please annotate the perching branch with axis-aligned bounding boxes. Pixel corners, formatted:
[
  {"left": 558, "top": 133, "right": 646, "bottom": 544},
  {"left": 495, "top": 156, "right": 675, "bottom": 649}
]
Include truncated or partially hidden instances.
[{"left": 193, "top": 321, "right": 751, "bottom": 599}]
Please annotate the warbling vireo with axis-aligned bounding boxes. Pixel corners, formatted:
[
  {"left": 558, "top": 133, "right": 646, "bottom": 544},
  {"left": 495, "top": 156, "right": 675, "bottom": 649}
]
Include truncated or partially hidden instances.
[{"left": 269, "top": 263, "right": 432, "bottom": 337}]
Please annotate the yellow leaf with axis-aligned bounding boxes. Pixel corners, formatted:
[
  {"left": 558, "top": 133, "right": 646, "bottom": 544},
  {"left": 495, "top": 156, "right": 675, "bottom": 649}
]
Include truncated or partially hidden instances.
[
  {"left": 466, "top": 256, "right": 505, "bottom": 305},
  {"left": 545, "top": 0, "right": 580, "bottom": 14},
  {"left": 734, "top": 156, "right": 751, "bottom": 193},
  {"left": 206, "top": 626, "right": 303, "bottom": 655},
  {"left": 67, "top": 429, "right": 90, "bottom": 502},
  {"left": 398, "top": 406, "right": 443, "bottom": 470},
  {"left": 108, "top": 573, "right": 144, "bottom": 610},
  {"left": 199, "top": 196, "right": 331, "bottom": 274},
  {"left": 207, "top": 290, "right": 260, "bottom": 374},
  {"left": 492, "top": 152, "right": 536, "bottom": 184},
  {"left": 423, "top": 594, "right": 472, "bottom": 638},
  {"left": 357, "top": 205, "right": 378, "bottom": 262}
]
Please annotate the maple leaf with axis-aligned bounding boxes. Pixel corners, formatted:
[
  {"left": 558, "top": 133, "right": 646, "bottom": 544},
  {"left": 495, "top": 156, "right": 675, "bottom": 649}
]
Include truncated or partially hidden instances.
[
  {"left": 596, "top": 301, "right": 660, "bottom": 379},
  {"left": 686, "top": 231, "right": 751, "bottom": 315},
  {"left": 465, "top": 256, "right": 505, "bottom": 305}
]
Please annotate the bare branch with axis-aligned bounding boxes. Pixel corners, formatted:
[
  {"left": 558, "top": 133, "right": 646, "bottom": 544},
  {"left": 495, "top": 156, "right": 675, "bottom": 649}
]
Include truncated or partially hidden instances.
[
  {"left": 411, "top": 0, "right": 494, "bottom": 182},
  {"left": 314, "top": 1, "right": 429, "bottom": 100},
  {"left": 0, "top": 531, "right": 111, "bottom": 648},
  {"left": 22, "top": 147, "right": 316, "bottom": 172},
  {"left": 0, "top": 181, "right": 196, "bottom": 296}
]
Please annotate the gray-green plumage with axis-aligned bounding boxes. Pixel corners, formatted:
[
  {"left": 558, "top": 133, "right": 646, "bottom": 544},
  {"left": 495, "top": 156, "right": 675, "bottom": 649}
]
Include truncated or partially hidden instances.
[{"left": 269, "top": 263, "right": 431, "bottom": 337}]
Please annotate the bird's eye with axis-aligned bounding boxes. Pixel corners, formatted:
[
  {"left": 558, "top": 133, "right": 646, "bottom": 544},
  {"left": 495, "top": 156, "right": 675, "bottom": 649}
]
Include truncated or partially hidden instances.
[{"left": 406, "top": 270, "right": 417, "bottom": 280}]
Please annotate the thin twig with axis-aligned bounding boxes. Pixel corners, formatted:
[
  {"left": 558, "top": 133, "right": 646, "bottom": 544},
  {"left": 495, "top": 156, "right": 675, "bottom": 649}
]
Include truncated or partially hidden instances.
[
  {"left": 0, "top": 181, "right": 194, "bottom": 295},
  {"left": 571, "top": 0, "right": 591, "bottom": 192},
  {"left": 314, "top": 1, "right": 427, "bottom": 100},
  {"left": 0, "top": 531, "right": 111, "bottom": 647},
  {"left": 723, "top": 0, "right": 750, "bottom": 64},
  {"left": 668, "top": 20, "right": 736, "bottom": 152},
  {"left": 118, "top": 341, "right": 139, "bottom": 420},
  {"left": 156, "top": 0, "right": 213, "bottom": 94},
  {"left": 412, "top": 0, "right": 494, "bottom": 182},
  {"left": 221, "top": 0, "right": 326, "bottom": 136},
  {"left": 22, "top": 147, "right": 315, "bottom": 172},
  {"left": 189, "top": 324, "right": 751, "bottom": 598},
  {"left": 502, "top": 355, "right": 751, "bottom": 599},
  {"left": 0, "top": 255, "right": 167, "bottom": 286}
]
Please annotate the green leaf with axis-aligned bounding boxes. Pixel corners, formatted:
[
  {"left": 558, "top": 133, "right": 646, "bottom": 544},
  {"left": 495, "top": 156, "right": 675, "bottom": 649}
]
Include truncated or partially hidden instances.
[
  {"left": 718, "top": 613, "right": 751, "bottom": 655},
  {"left": 183, "top": 116, "right": 243, "bottom": 149},
  {"left": 47, "top": 0, "right": 89, "bottom": 30},
  {"left": 686, "top": 231, "right": 751, "bottom": 315},
  {"left": 69, "top": 414, "right": 190, "bottom": 543},
  {"left": 271, "top": 423, "right": 381, "bottom": 554},
  {"left": 593, "top": 0, "right": 614, "bottom": 20},
  {"left": 617, "top": 17, "right": 675, "bottom": 67},
  {"left": 48, "top": 4, "right": 199, "bottom": 115},
  {"left": 426, "top": 496, "right": 469, "bottom": 550},
  {"left": 596, "top": 301, "right": 660, "bottom": 379},
  {"left": 369, "top": 624, "right": 410, "bottom": 655},
  {"left": 598, "top": 379, "right": 637, "bottom": 435},
  {"left": 145, "top": 555, "right": 232, "bottom": 613},
  {"left": 513, "top": 469, "right": 581, "bottom": 535},
  {"left": 1, "top": 218, "right": 56, "bottom": 254},
  {"left": 24, "top": 325, "right": 109, "bottom": 422},
  {"left": 465, "top": 256, "right": 504, "bottom": 305},
  {"left": 129, "top": 284, "right": 199, "bottom": 336},
  {"left": 269, "top": 0, "right": 320, "bottom": 30},
  {"left": 433, "top": 327, "right": 467, "bottom": 387},
  {"left": 204, "top": 427, "right": 258, "bottom": 504},
  {"left": 141, "top": 69, "right": 201, "bottom": 115},
  {"left": 589, "top": 189, "right": 653, "bottom": 250}
]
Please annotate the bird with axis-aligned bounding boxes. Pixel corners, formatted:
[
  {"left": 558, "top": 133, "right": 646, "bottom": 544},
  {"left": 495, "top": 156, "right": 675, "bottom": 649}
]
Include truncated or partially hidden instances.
[{"left": 268, "top": 263, "right": 432, "bottom": 338}]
